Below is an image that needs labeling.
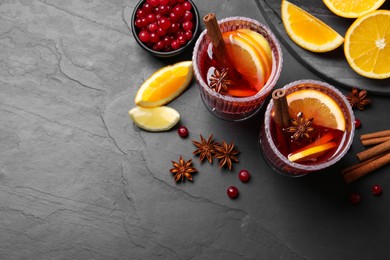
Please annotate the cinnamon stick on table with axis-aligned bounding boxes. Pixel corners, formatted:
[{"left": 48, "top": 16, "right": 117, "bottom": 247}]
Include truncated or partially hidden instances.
[{"left": 356, "top": 139, "right": 390, "bottom": 162}]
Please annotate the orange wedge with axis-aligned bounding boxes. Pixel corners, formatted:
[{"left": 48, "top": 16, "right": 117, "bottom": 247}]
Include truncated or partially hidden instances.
[
  {"left": 135, "top": 61, "right": 193, "bottom": 108},
  {"left": 222, "top": 31, "right": 266, "bottom": 91},
  {"left": 323, "top": 0, "right": 386, "bottom": 18},
  {"left": 288, "top": 142, "right": 337, "bottom": 162},
  {"left": 281, "top": 0, "right": 344, "bottom": 52},
  {"left": 287, "top": 89, "right": 346, "bottom": 131},
  {"left": 344, "top": 10, "right": 390, "bottom": 79},
  {"left": 128, "top": 106, "right": 180, "bottom": 132}
]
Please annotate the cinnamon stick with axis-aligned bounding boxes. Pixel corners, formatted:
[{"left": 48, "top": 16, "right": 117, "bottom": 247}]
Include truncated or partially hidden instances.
[
  {"left": 272, "top": 89, "right": 290, "bottom": 128},
  {"left": 356, "top": 138, "right": 390, "bottom": 162},
  {"left": 342, "top": 153, "right": 390, "bottom": 183},
  {"left": 203, "top": 13, "right": 228, "bottom": 67},
  {"left": 361, "top": 136, "right": 390, "bottom": 146},
  {"left": 360, "top": 129, "right": 390, "bottom": 141}
]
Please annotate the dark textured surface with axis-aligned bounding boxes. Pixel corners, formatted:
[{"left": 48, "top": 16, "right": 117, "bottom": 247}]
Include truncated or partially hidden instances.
[
  {"left": 258, "top": 0, "right": 390, "bottom": 95},
  {"left": 1, "top": 0, "right": 390, "bottom": 259}
]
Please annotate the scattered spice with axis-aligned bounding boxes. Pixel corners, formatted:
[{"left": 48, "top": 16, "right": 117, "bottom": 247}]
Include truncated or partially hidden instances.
[
  {"left": 214, "top": 141, "right": 239, "bottom": 170},
  {"left": 284, "top": 112, "right": 314, "bottom": 142},
  {"left": 209, "top": 68, "right": 232, "bottom": 94},
  {"left": 346, "top": 87, "right": 371, "bottom": 110},
  {"left": 192, "top": 134, "right": 216, "bottom": 164},
  {"left": 170, "top": 156, "right": 197, "bottom": 182}
]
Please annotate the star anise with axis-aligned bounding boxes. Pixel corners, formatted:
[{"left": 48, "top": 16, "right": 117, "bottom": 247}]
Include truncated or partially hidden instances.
[
  {"left": 209, "top": 68, "right": 232, "bottom": 94},
  {"left": 346, "top": 87, "right": 371, "bottom": 110},
  {"left": 170, "top": 156, "right": 197, "bottom": 182},
  {"left": 284, "top": 112, "right": 315, "bottom": 142},
  {"left": 192, "top": 134, "right": 216, "bottom": 163},
  {"left": 214, "top": 141, "right": 239, "bottom": 170}
]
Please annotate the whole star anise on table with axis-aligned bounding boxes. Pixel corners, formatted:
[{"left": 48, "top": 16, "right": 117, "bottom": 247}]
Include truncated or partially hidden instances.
[
  {"left": 284, "top": 112, "right": 315, "bottom": 142},
  {"left": 346, "top": 87, "right": 371, "bottom": 110},
  {"left": 192, "top": 134, "right": 216, "bottom": 164},
  {"left": 170, "top": 156, "right": 197, "bottom": 182},
  {"left": 214, "top": 141, "right": 239, "bottom": 170},
  {"left": 209, "top": 68, "right": 232, "bottom": 94}
]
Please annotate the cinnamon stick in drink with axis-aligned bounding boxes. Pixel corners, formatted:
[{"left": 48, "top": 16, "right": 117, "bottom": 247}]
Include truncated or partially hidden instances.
[{"left": 272, "top": 89, "right": 290, "bottom": 128}]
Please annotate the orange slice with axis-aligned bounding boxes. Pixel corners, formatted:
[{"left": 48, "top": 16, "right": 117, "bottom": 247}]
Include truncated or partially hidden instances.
[
  {"left": 281, "top": 0, "right": 344, "bottom": 52},
  {"left": 128, "top": 106, "right": 180, "bottom": 132},
  {"left": 344, "top": 10, "right": 390, "bottom": 79},
  {"left": 288, "top": 142, "right": 337, "bottom": 162},
  {"left": 222, "top": 31, "right": 266, "bottom": 91},
  {"left": 236, "top": 29, "right": 273, "bottom": 81},
  {"left": 287, "top": 89, "right": 346, "bottom": 131},
  {"left": 135, "top": 61, "right": 193, "bottom": 108},
  {"left": 323, "top": 0, "right": 386, "bottom": 18}
]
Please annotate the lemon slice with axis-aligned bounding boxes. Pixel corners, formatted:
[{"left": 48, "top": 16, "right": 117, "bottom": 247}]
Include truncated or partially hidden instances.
[
  {"left": 344, "top": 10, "right": 390, "bottom": 79},
  {"left": 323, "top": 0, "right": 386, "bottom": 18},
  {"left": 288, "top": 142, "right": 337, "bottom": 163},
  {"left": 128, "top": 106, "right": 180, "bottom": 132},
  {"left": 135, "top": 61, "right": 193, "bottom": 108},
  {"left": 281, "top": 0, "right": 344, "bottom": 52},
  {"left": 287, "top": 89, "right": 346, "bottom": 131}
]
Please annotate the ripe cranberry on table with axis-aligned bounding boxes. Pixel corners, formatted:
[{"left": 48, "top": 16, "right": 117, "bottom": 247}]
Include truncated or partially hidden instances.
[
  {"left": 177, "top": 126, "right": 189, "bottom": 138},
  {"left": 238, "top": 169, "right": 251, "bottom": 183},
  {"left": 227, "top": 186, "right": 239, "bottom": 199},
  {"left": 371, "top": 184, "right": 383, "bottom": 196},
  {"left": 134, "top": 0, "right": 196, "bottom": 52},
  {"left": 349, "top": 192, "right": 361, "bottom": 205}
]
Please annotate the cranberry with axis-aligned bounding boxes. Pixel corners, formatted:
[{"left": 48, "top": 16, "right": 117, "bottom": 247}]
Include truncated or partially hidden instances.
[
  {"left": 177, "top": 0, "right": 185, "bottom": 3},
  {"left": 349, "top": 192, "right": 361, "bottom": 205},
  {"left": 142, "top": 3, "right": 153, "bottom": 12},
  {"left": 183, "top": 1, "right": 192, "bottom": 11},
  {"left": 177, "top": 35, "right": 186, "bottom": 45},
  {"left": 169, "top": 0, "right": 178, "bottom": 5},
  {"left": 136, "top": 9, "right": 146, "bottom": 18},
  {"left": 227, "top": 186, "right": 239, "bottom": 199},
  {"left": 149, "top": 32, "right": 160, "bottom": 43},
  {"left": 184, "top": 30, "right": 192, "bottom": 40},
  {"left": 146, "top": 13, "right": 156, "bottom": 24},
  {"left": 238, "top": 169, "right": 251, "bottom": 183},
  {"left": 183, "top": 10, "right": 193, "bottom": 21},
  {"left": 182, "top": 20, "right": 193, "bottom": 31},
  {"left": 135, "top": 18, "right": 144, "bottom": 28},
  {"left": 172, "top": 4, "right": 185, "bottom": 16},
  {"left": 355, "top": 118, "right": 361, "bottom": 129},
  {"left": 157, "top": 27, "right": 167, "bottom": 36},
  {"left": 177, "top": 126, "right": 189, "bottom": 138},
  {"left": 149, "top": 0, "right": 159, "bottom": 6},
  {"left": 148, "top": 22, "right": 158, "bottom": 32},
  {"left": 169, "top": 22, "right": 180, "bottom": 33},
  {"left": 169, "top": 12, "right": 180, "bottom": 22},
  {"left": 371, "top": 184, "right": 383, "bottom": 196},
  {"left": 154, "top": 41, "right": 165, "bottom": 51},
  {"left": 159, "top": 17, "right": 171, "bottom": 30},
  {"left": 158, "top": 5, "right": 171, "bottom": 15},
  {"left": 171, "top": 39, "right": 181, "bottom": 50},
  {"left": 138, "top": 30, "right": 150, "bottom": 42}
]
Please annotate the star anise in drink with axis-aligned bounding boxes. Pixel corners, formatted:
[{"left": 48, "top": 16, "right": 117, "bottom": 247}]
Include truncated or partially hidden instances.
[
  {"left": 346, "top": 87, "right": 371, "bottom": 111},
  {"left": 214, "top": 141, "right": 239, "bottom": 170},
  {"left": 284, "top": 112, "right": 314, "bottom": 142},
  {"left": 208, "top": 68, "right": 232, "bottom": 94},
  {"left": 170, "top": 156, "right": 197, "bottom": 182},
  {"left": 192, "top": 134, "right": 216, "bottom": 164}
]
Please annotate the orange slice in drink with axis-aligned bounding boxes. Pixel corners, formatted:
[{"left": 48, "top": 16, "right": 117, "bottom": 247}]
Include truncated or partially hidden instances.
[
  {"left": 344, "top": 10, "right": 390, "bottom": 79},
  {"left": 236, "top": 29, "right": 273, "bottom": 81},
  {"left": 287, "top": 89, "right": 346, "bottom": 131},
  {"left": 281, "top": 0, "right": 344, "bottom": 52},
  {"left": 323, "top": 0, "right": 386, "bottom": 18},
  {"left": 288, "top": 142, "right": 337, "bottom": 163},
  {"left": 135, "top": 61, "right": 193, "bottom": 108},
  {"left": 222, "top": 31, "right": 266, "bottom": 91}
]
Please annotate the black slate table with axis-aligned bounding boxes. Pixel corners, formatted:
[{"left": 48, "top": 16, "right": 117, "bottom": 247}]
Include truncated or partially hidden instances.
[{"left": 1, "top": 0, "right": 389, "bottom": 259}]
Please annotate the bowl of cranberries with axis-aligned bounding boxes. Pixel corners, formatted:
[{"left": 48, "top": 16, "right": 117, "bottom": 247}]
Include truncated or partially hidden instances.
[{"left": 132, "top": 0, "right": 200, "bottom": 58}]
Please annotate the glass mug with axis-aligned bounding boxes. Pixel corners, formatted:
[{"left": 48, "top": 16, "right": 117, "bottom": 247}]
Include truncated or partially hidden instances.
[
  {"left": 259, "top": 80, "right": 355, "bottom": 177},
  {"left": 192, "top": 16, "right": 283, "bottom": 121}
]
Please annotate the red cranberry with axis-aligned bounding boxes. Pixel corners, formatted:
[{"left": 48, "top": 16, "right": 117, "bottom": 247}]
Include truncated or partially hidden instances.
[
  {"left": 169, "top": 0, "right": 178, "bottom": 5},
  {"left": 227, "top": 186, "right": 239, "bottom": 199},
  {"left": 238, "top": 169, "right": 251, "bottom": 183},
  {"left": 146, "top": 13, "right": 156, "bottom": 24},
  {"left": 149, "top": 32, "right": 160, "bottom": 43},
  {"left": 371, "top": 184, "right": 383, "bottom": 196},
  {"left": 148, "top": 22, "right": 158, "bottom": 32},
  {"left": 349, "top": 192, "right": 361, "bottom": 205},
  {"left": 159, "top": 17, "right": 171, "bottom": 30},
  {"left": 182, "top": 20, "right": 193, "bottom": 31},
  {"left": 172, "top": 4, "right": 185, "bottom": 16},
  {"left": 355, "top": 118, "right": 361, "bottom": 129},
  {"left": 138, "top": 30, "right": 150, "bottom": 42},
  {"left": 171, "top": 39, "right": 181, "bottom": 50},
  {"left": 142, "top": 3, "right": 153, "bottom": 12},
  {"left": 183, "top": 10, "right": 193, "bottom": 21},
  {"left": 177, "top": 126, "right": 189, "bottom": 138},
  {"left": 177, "top": 35, "right": 186, "bottom": 45},
  {"left": 177, "top": 0, "right": 185, "bottom": 3},
  {"left": 183, "top": 1, "right": 192, "bottom": 11},
  {"left": 159, "top": 0, "right": 169, "bottom": 5},
  {"left": 149, "top": 0, "right": 159, "bottom": 6},
  {"left": 136, "top": 9, "right": 146, "bottom": 18},
  {"left": 184, "top": 30, "right": 192, "bottom": 40}
]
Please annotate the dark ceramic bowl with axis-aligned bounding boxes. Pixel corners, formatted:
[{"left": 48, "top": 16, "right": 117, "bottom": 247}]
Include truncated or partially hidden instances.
[{"left": 131, "top": 0, "right": 200, "bottom": 58}]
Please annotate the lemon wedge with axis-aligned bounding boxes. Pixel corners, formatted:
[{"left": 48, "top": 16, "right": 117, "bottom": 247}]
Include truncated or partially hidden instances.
[{"left": 128, "top": 106, "right": 180, "bottom": 132}]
